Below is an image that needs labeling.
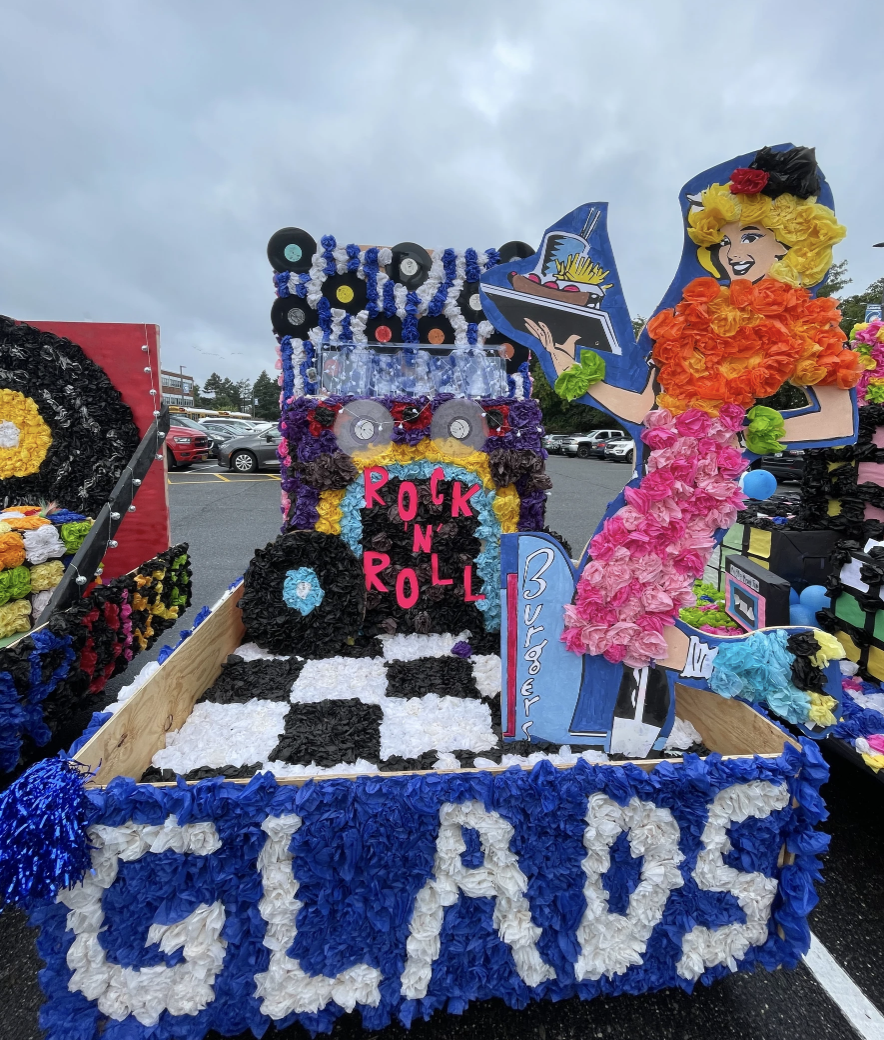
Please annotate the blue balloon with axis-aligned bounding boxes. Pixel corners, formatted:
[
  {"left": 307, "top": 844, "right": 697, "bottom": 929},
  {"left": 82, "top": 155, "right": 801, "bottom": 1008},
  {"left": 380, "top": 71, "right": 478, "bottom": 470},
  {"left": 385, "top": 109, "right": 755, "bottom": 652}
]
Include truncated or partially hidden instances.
[
  {"left": 741, "top": 468, "right": 778, "bottom": 500},
  {"left": 789, "top": 604, "right": 814, "bottom": 627},
  {"left": 789, "top": 587, "right": 800, "bottom": 605},
  {"left": 799, "top": 584, "right": 830, "bottom": 613}
]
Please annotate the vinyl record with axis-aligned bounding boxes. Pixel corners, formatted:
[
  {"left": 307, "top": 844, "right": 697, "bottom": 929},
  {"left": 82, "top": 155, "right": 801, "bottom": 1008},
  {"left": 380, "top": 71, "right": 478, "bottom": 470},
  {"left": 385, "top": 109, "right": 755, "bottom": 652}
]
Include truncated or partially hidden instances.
[
  {"left": 271, "top": 296, "right": 317, "bottom": 338},
  {"left": 242, "top": 531, "right": 365, "bottom": 657},
  {"left": 321, "top": 272, "right": 367, "bottom": 315},
  {"left": 364, "top": 314, "right": 402, "bottom": 347},
  {"left": 497, "top": 240, "right": 536, "bottom": 263},
  {"left": 334, "top": 399, "right": 394, "bottom": 458},
  {"left": 484, "top": 330, "right": 530, "bottom": 373},
  {"left": 387, "top": 242, "right": 432, "bottom": 290},
  {"left": 417, "top": 315, "right": 455, "bottom": 346},
  {"left": 0, "top": 317, "right": 141, "bottom": 515},
  {"left": 430, "top": 399, "right": 488, "bottom": 455},
  {"left": 267, "top": 227, "right": 317, "bottom": 274},
  {"left": 457, "top": 281, "right": 485, "bottom": 322}
]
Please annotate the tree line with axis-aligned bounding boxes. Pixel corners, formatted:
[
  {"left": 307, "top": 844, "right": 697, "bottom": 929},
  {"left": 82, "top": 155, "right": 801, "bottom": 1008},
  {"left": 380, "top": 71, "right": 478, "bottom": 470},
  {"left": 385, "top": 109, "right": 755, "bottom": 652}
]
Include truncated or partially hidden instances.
[{"left": 193, "top": 370, "right": 280, "bottom": 420}]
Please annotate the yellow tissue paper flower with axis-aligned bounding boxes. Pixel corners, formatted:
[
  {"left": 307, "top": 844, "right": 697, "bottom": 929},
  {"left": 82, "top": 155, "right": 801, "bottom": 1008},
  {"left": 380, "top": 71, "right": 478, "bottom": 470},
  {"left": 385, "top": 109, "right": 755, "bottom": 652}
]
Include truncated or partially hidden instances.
[
  {"left": 807, "top": 692, "right": 837, "bottom": 728},
  {"left": 29, "top": 559, "right": 65, "bottom": 591},
  {"left": 0, "top": 598, "right": 31, "bottom": 638},
  {"left": 350, "top": 440, "right": 496, "bottom": 490},
  {"left": 860, "top": 753, "right": 884, "bottom": 773},
  {"left": 0, "top": 390, "right": 52, "bottom": 479},
  {"left": 492, "top": 485, "right": 521, "bottom": 534},
  {"left": 315, "top": 489, "right": 345, "bottom": 535},
  {"left": 809, "top": 629, "right": 846, "bottom": 669}
]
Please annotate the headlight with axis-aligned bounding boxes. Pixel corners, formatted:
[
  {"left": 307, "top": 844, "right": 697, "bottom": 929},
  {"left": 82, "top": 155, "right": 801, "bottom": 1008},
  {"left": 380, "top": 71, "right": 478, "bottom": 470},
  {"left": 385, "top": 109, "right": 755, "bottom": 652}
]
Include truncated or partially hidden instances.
[{"left": 172, "top": 437, "right": 192, "bottom": 443}]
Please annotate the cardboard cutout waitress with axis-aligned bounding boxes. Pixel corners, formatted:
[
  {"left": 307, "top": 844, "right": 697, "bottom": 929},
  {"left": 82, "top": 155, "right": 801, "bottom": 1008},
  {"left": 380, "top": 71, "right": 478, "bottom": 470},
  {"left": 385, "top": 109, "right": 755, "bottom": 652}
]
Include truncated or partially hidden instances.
[{"left": 482, "top": 145, "right": 861, "bottom": 755}]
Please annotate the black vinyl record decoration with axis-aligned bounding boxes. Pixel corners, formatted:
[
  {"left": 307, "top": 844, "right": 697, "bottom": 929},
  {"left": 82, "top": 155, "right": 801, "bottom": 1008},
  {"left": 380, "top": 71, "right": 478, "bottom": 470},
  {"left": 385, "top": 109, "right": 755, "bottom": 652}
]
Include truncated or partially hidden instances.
[
  {"left": 484, "top": 330, "right": 530, "bottom": 374},
  {"left": 417, "top": 315, "right": 455, "bottom": 346},
  {"left": 364, "top": 314, "right": 402, "bottom": 347},
  {"left": 321, "top": 273, "right": 367, "bottom": 315},
  {"left": 271, "top": 296, "right": 317, "bottom": 338},
  {"left": 267, "top": 227, "right": 317, "bottom": 274},
  {"left": 497, "top": 240, "right": 535, "bottom": 263},
  {"left": 241, "top": 531, "right": 365, "bottom": 657},
  {"left": 457, "top": 281, "right": 485, "bottom": 323},
  {"left": 387, "top": 242, "right": 432, "bottom": 290},
  {"left": 334, "top": 400, "right": 394, "bottom": 458},
  {"left": 0, "top": 317, "right": 141, "bottom": 515}
]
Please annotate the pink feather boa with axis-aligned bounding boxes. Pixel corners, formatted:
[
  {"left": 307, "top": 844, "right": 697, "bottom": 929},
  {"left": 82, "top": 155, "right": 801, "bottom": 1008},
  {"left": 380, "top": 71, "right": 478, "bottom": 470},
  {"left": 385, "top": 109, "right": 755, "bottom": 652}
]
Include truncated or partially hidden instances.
[{"left": 562, "top": 404, "right": 748, "bottom": 668}]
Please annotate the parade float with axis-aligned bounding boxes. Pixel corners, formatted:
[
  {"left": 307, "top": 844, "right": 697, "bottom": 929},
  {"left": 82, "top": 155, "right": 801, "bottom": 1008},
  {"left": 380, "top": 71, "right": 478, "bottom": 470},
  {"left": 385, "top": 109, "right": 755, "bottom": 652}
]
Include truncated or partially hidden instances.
[{"left": 0, "top": 145, "right": 858, "bottom": 1039}]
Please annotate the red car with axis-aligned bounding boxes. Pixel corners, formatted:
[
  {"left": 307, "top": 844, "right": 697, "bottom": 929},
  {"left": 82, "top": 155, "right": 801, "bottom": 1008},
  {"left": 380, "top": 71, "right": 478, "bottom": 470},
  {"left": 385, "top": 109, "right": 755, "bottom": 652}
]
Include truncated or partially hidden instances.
[{"left": 165, "top": 423, "right": 209, "bottom": 470}]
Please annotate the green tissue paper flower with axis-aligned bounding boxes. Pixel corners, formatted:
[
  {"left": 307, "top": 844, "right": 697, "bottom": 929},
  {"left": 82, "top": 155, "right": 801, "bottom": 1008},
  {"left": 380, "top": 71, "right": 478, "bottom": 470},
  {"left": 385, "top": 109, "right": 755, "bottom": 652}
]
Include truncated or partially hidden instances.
[
  {"left": 0, "top": 565, "right": 32, "bottom": 606},
  {"left": 554, "top": 351, "right": 606, "bottom": 402},
  {"left": 60, "top": 520, "right": 93, "bottom": 554},
  {"left": 745, "top": 405, "right": 786, "bottom": 455}
]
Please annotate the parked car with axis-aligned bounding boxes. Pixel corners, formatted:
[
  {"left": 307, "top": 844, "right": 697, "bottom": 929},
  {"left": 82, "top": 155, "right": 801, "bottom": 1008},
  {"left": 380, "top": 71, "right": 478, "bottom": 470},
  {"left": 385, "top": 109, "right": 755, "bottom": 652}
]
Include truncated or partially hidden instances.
[
  {"left": 543, "top": 434, "right": 571, "bottom": 455},
  {"left": 217, "top": 428, "right": 283, "bottom": 473},
  {"left": 170, "top": 415, "right": 225, "bottom": 459},
  {"left": 565, "top": 429, "right": 629, "bottom": 459},
  {"left": 604, "top": 438, "right": 637, "bottom": 464},
  {"left": 750, "top": 450, "right": 804, "bottom": 482},
  {"left": 166, "top": 423, "right": 209, "bottom": 470},
  {"left": 201, "top": 418, "right": 258, "bottom": 438}
]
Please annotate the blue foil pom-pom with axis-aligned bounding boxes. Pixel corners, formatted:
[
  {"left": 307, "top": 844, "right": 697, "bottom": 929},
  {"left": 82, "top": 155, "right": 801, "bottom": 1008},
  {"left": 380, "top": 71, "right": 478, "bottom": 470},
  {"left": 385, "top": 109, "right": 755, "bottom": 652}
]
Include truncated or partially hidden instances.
[{"left": 0, "top": 754, "right": 96, "bottom": 910}]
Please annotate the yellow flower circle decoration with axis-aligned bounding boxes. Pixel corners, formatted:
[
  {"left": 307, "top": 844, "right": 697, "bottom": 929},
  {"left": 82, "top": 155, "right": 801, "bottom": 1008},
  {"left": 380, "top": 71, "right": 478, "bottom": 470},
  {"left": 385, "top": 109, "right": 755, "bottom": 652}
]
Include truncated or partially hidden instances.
[{"left": 0, "top": 389, "right": 53, "bottom": 479}]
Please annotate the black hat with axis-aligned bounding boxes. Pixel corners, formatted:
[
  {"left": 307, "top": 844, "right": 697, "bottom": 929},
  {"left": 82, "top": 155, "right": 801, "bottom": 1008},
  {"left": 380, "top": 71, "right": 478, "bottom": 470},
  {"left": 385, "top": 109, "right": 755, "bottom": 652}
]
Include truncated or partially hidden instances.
[{"left": 748, "top": 146, "right": 820, "bottom": 200}]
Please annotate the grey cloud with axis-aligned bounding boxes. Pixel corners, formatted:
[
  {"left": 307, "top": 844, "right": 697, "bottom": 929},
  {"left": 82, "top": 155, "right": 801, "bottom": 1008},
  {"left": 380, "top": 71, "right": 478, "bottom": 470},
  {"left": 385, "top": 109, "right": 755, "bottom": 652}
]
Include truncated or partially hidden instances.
[{"left": 0, "top": 0, "right": 881, "bottom": 383}]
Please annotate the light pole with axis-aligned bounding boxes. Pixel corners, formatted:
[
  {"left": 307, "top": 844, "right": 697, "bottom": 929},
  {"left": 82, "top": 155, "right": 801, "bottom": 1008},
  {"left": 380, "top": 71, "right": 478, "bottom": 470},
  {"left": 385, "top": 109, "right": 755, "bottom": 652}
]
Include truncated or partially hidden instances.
[{"left": 871, "top": 242, "right": 884, "bottom": 321}]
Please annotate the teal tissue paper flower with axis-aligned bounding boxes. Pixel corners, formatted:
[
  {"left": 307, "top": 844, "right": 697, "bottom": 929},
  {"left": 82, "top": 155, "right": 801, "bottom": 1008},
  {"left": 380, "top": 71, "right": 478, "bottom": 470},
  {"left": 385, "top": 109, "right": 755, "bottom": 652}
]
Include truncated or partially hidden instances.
[{"left": 282, "top": 567, "right": 325, "bottom": 615}]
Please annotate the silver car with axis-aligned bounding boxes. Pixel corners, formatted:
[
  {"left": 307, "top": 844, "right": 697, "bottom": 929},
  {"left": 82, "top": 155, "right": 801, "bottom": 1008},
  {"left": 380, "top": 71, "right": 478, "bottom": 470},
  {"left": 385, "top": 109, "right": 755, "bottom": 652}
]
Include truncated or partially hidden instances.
[{"left": 218, "top": 429, "right": 282, "bottom": 473}]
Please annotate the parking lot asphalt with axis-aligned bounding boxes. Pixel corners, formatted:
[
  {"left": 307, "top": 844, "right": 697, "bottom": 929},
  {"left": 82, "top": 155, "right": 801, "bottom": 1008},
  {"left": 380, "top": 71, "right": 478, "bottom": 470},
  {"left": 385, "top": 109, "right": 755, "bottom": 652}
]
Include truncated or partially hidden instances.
[
  {"left": 0, "top": 457, "right": 880, "bottom": 1040},
  {"left": 543, "top": 454, "right": 633, "bottom": 557}
]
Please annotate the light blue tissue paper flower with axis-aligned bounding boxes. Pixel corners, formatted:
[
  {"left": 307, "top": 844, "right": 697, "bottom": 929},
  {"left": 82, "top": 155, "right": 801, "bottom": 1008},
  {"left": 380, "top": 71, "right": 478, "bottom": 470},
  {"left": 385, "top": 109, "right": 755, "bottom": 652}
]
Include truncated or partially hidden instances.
[{"left": 282, "top": 567, "right": 325, "bottom": 615}]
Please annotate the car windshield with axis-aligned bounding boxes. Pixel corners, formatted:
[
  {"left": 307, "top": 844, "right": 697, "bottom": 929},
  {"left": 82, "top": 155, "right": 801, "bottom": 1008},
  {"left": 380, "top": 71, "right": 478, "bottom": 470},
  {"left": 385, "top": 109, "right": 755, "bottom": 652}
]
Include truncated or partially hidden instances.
[{"left": 175, "top": 418, "right": 210, "bottom": 433}]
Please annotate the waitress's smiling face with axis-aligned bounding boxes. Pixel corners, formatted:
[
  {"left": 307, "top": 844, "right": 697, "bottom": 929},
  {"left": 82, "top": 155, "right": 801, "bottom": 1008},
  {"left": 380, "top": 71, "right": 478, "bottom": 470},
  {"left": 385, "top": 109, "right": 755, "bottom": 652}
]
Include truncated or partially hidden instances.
[{"left": 717, "top": 220, "right": 788, "bottom": 282}]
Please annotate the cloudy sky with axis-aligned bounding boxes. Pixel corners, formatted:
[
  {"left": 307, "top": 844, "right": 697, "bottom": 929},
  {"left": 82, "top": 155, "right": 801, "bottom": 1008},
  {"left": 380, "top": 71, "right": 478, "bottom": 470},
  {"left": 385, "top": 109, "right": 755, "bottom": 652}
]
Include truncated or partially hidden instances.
[{"left": 0, "top": 0, "right": 881, "bottom": 386}]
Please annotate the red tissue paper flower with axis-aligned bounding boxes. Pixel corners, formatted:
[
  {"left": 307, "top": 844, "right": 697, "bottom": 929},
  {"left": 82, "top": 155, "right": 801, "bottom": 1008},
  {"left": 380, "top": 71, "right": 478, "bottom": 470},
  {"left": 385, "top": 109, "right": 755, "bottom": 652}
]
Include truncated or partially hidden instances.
[{"left": 729, "top": 168, "right": 770, "bottom": 195}]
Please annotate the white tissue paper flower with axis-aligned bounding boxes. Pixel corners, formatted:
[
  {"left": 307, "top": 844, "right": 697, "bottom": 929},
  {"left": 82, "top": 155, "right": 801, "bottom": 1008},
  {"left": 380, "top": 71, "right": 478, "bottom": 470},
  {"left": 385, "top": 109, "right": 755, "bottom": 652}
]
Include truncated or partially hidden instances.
[
  {"left": 664, "top": 717, "right": 703, "bottom": 753},
  {"left": 23, "top": 523, "right": 66, "bottom": 564},
  {"left": 152, "top": 700, "right": 289, "bottom": 773}
]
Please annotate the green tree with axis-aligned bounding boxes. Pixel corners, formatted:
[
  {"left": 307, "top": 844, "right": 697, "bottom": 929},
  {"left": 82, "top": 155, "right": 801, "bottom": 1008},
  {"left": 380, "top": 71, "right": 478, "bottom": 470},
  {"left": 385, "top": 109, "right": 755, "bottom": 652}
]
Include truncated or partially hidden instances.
[
  {"left": 631, "top": 315, "right": 646, "bottom": 340},
  {"left": 202, "top": 372, "right": 235, "bottom": 410},
  {"left": 252, "top": 370, "right": 280, "bottom": 420},
  {"left": 815, "top": 258, "right": 851, "bottom": 299},
  {"left": 836, "top": 276, "right": 884, "bottom": 337},
  {"left": 530, "top": 358, "right": 612, "bottom": 433}
]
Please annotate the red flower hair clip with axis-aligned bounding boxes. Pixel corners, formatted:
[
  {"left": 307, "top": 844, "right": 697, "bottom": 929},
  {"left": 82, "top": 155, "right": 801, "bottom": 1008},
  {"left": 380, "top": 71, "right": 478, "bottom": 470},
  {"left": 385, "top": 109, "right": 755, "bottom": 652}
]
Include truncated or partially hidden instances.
[{"left": 729, "top": 168, "right": 770, "bottom": 195}]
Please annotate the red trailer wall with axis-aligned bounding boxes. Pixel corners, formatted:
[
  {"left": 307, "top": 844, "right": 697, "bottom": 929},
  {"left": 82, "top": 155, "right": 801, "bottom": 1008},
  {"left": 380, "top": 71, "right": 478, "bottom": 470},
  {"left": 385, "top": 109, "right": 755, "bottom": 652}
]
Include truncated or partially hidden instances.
[{"left": 25, "top": 320, "right": 170, "bottom": 581}]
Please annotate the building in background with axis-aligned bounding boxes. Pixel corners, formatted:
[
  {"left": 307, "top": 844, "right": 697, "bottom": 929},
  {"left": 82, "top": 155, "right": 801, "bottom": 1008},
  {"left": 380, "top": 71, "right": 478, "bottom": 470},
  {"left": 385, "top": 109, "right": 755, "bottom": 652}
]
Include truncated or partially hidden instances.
[{"left": 160, "top": 368, "right": 195, "bottom": 408}]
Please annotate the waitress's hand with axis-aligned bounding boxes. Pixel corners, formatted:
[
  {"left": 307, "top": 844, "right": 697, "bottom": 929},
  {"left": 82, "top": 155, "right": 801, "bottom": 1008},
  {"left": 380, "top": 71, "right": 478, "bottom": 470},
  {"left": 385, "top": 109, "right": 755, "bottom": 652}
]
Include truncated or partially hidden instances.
[{"left": 524, "top": 319, "right": 582, "bottom": 377}]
